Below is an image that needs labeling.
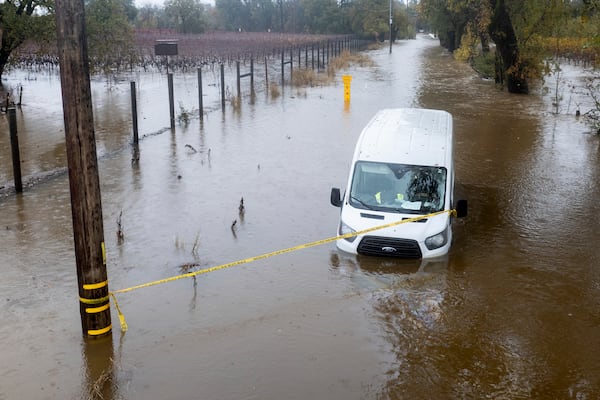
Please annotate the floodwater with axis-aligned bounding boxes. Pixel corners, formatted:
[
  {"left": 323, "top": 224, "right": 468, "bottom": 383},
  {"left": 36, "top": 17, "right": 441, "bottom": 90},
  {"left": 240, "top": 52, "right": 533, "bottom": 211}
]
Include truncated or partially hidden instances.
[{"left": 1, "top": 34, "right": 600, "bottom": 399}]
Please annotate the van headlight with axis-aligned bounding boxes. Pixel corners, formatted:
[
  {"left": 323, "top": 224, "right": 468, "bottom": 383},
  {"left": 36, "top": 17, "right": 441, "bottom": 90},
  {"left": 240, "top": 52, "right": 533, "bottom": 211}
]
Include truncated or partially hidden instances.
[
  {"left": 339, "top": 220, "right": 357, "bottom": 243},
  {"left": 425, "top": 227, "right": 448, "bottom": 250}
]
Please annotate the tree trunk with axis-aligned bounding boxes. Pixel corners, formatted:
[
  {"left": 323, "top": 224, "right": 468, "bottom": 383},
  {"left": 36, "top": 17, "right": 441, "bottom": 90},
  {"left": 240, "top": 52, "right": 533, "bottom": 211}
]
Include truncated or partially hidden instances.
[
  {"left": 0, "top": 51, "right": 8, "bottom": 83},
  {"left": 488, "top": 0, "right": 529, "bottom": 94},
  {"left": 480, "top": 32, "right": 490, "bottom": 54},
  {"left": 0, "top": 35, "right": 19, "bottom": 83},
  {"left": 0, "top": 0, "right": 37, "bottom": 84}
]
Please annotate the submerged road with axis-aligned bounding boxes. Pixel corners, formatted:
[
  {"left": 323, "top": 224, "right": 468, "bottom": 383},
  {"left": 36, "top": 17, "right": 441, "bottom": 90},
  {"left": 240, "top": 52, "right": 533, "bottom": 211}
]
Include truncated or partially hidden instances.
[{"left": 1, "top": 34, "right": 599, "bottom": 399}]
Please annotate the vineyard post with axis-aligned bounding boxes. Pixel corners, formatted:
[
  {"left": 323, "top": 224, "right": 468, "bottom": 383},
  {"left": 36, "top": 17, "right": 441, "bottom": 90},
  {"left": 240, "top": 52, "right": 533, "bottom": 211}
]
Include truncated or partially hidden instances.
[
  {"left": 281, "top": 50, "right": 284, "bottom": 85},
  {"left": 198, "top": 68, "right": 203, "bottom": 119},
  {"left": 316, "top": 43, "right": 320, "bottom": 70},
  {"left": 130, "top": 81, "right": 139, "bottom": 145},
  {"left": 264, "top": 57, "right": 269, "bottom": 90},
  {"left": 237, "top": 59, "right": 254, "bottom": 99},
  {"left": 168, "top": 73, "right": 175, "bottom": 130},
  {"left": 318, "top": 42, "right": 322, "bottom": 70},
  {"left": 7, "top": 107, "right": 23, "bottom": 193},
  {"left": 305, "top": 46, "right": 308, "bottom": 68},
  {"left": 236, "top": 61, "right": 241, "bottom": 98},
  {"left": 220, "top": 64, "right": 225, "bottom": 111},
  {"left": 250, "top": 58, "right": 254, "bottom": 92}
]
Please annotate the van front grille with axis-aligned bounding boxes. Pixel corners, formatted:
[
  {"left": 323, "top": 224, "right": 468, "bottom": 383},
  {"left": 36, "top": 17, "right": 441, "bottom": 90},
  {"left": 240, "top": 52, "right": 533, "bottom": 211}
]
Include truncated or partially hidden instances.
[{"left": 357, "top": 236, "right": 422, "bottom": 258}]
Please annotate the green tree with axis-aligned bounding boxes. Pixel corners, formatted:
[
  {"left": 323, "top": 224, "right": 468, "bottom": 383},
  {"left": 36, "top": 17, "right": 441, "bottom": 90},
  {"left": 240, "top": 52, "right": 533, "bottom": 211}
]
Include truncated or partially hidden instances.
[
  {"left": 283, "top": 0, "right": 303, "bottom": 33},
  {"left": 215, "top": 0, "right": 248, "bottom": 31},
  {"left": 135, "top": 5, "right": 173, "bottom": 29},
  {"left": 488, "top": 0, "right": 527, "bottom": 92},
  {"left": 121, "top": 0, "right": 137, "bottom": 21},
  {"left": 301, "top": 0, "right": 343, "bottom": 33},
  {"left": 347, "top": 0, "right": 390, "bottom": 40},
  {"left": 136, "top": 5, "right": 162, "bottom": 29},
  {"left": 86, "top": 0, "right": 135, "bottom": 72},
  {"left": 247, "top": 0, "right": 275, "bottom": 31},
  {"left": 419, "top": 0, "right": 575, "bottom": 94},
  {"left": 0, "top": 0, "right": 54, "bottom": 82},
  {"left": 393, "top": 3, "right": 411, "bottom": 40},
  {"left": 165, "top": 0, "right": 206, "bottom": 33}
]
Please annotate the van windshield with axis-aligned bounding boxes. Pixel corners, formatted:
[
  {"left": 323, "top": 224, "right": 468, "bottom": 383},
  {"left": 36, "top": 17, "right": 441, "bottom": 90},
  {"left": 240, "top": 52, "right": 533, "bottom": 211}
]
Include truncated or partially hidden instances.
[{"left": 349, "top": 161, "right": 447, "bottom": 214}]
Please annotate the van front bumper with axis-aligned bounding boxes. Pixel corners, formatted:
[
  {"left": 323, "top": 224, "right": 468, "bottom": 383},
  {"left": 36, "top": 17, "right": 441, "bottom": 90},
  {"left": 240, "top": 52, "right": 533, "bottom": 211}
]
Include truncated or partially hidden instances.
[{"left": 336, "top": 234, "right": 451, "bottom": 259}]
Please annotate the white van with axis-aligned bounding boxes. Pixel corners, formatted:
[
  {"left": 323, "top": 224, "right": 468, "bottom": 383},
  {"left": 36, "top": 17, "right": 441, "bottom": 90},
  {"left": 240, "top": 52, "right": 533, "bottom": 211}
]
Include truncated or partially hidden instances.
[{"left": 330, "top": 108, "right": 467, "bottom": 258}]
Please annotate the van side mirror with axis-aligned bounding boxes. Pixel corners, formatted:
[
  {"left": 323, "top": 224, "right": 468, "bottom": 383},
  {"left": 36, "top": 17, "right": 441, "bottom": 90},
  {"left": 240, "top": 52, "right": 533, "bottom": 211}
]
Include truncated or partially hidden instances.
[
  {"left": 455, "top": 199, "right": 468, "bottom": 218},
  {"left": 330, "top": 188, "right": 342, "bottom": 207}
]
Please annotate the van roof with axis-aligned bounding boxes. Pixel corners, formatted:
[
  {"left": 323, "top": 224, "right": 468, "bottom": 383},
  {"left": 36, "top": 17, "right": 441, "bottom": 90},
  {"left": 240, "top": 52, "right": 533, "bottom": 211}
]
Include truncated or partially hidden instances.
[{"left": 354, "top": 108, "right": 453, "bottom": 167}]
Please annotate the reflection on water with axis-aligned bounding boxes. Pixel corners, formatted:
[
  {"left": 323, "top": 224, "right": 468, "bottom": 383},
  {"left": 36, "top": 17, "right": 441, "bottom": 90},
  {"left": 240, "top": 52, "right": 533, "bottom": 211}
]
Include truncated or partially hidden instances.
[
  {"left": 2, "top": 35, "right": 600, "bottom": 399},
  {"left": 81, "top": 336, "right": 115, "bottom": 400}
]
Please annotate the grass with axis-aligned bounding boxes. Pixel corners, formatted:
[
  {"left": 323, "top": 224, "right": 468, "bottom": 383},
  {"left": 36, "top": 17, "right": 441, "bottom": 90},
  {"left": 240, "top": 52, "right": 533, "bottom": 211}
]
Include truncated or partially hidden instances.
[
  {"left": 290, "top": 50, "right": 374, "bottom": 88},
  {"left": 471, "top": 51, "right": 496, "bottom": 80},
  {"left": 269, "top": 82, "right": 281, "bottom": 98}
]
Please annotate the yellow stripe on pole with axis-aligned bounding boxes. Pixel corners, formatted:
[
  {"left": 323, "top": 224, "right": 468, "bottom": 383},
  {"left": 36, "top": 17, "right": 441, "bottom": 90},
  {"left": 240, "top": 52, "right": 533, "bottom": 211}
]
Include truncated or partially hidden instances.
[
  {"left": 85, "top": 303, "right": 110, "bottom": 314},
  {"left": 80, "top": 295, "right": 110, "bottom": 305},
  {"left": 101, "top": 241, "right": 107, "bottom": 266},
  {"left": 83, "top": 280, "right": 108, "bottom": 290},
  {"left": 88, "top": 325, "right": 112, "bottom": 336}
]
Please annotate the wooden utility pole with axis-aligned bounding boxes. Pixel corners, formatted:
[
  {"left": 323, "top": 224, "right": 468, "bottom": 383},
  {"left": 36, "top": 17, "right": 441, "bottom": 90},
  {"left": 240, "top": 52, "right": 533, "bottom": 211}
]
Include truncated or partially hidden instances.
[{"left": 55, "top": 0, "right": 111, "bottom": 337}]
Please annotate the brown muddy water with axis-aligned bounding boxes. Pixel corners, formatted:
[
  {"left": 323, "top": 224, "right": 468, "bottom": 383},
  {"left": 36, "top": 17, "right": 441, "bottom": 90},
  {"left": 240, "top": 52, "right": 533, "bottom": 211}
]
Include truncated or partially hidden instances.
[{"left": 1, "top": 34, "right": 600, "bottom": 399}]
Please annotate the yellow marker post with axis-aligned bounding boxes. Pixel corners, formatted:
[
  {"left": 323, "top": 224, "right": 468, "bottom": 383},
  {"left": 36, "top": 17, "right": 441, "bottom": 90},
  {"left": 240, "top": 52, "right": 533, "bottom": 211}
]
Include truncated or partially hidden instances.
[{"left": 342, "top": 75, "right": 352, "bottom": 102}]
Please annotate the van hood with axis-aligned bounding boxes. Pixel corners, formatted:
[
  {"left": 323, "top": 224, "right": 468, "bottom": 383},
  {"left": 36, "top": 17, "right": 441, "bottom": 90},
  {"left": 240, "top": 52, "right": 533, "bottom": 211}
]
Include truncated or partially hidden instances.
[{"left": 341, "top": 205, "right": 449, "bottom": 239}]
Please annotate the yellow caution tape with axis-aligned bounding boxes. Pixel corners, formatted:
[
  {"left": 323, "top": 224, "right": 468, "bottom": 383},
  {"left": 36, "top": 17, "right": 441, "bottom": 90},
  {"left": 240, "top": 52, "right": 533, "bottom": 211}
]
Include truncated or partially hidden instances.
[
  {"left": 109, "top": 209, "right": 454, "bottom": 332},
  {"left": 110, "top": 293, "right": 128, "bottom": 332}
]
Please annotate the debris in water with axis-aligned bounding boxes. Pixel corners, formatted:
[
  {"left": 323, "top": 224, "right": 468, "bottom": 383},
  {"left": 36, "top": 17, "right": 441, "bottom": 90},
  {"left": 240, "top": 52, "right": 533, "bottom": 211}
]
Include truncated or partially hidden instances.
[
  {"left": 239, "top": 197, "right": 245, "bottom": 215},
  {"left": 185, "top": 144, "right": 198, "bottom": 153},
  {"left": 116, "top": 210, "right": 124, "bottom": 244},
  {"left": 179, "top": 262, "right": 201, "bottom": 274}
]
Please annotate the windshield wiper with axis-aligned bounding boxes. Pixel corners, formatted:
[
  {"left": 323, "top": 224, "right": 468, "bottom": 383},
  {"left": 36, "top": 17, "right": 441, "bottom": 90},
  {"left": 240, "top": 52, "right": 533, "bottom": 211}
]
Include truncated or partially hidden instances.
[{"left": 350, "top": 195, "right": 376, "bottom": 210}]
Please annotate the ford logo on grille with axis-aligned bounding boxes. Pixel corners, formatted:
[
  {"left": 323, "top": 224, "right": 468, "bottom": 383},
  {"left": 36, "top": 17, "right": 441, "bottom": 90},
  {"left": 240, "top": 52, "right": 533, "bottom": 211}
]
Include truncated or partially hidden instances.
[{"left": 381, "top": 246, "right": 397, "bottom": 253}]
